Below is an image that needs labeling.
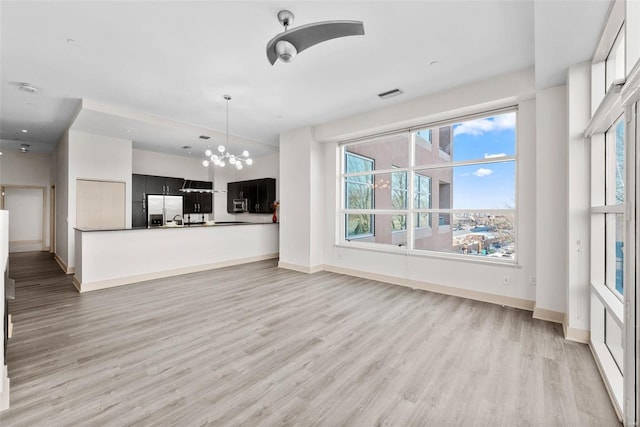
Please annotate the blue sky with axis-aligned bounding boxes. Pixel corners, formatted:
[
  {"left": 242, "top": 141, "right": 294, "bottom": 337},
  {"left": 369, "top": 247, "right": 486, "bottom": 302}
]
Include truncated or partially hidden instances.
[{"left": 451, "top": 113, "right": 516, "bottom": 209}]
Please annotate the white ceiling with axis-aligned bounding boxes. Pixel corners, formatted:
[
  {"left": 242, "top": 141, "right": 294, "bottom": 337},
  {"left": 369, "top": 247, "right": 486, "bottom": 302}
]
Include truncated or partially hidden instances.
[{"left": 0, "top": 1, "right": 610, "bottom": 159}]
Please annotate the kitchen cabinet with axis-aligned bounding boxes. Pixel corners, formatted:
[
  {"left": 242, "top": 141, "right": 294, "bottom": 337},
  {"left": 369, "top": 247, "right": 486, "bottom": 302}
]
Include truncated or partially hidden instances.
[
  {"left": 132, "top": 174, "right": 187, "bottom": 226},
  {"left": 253, "top": 178, "right": 276, "bottom": 214},
  {"left": 146, "top": 175, "right": 183, "bottom": 195},
  {"left": 132, "top": 174, "right": 147, "bottom": 203},
  {"left": 226, "top": 178, "right": 276, "bottom": 214},
  {"left": 183, "top": 180, "right": 213, "bottom": 214},
  {"left": 132, "top": 202, "right": 147, "bottom": 228}
]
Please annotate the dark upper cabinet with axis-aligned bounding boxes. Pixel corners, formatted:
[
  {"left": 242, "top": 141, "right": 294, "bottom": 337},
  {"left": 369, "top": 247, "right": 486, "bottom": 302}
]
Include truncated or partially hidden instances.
[
  {"left": 254, "top": 178, "right": 276, "bottom": 214},
  {"left": 227, "top": 178, "right": 276, "bottom": 214},
  {"left": 227, "top": 182, "right": 242, "bottom": 213},
  {"left": 165, "top": 177, "right": 184, "bottom": 195},
  {"left": 132, "top": 174, "right": 147, "bottom": 203},
  {"left": 145, "top": 175, "right": 166, "bottom": 195},
  {"left": 183, "top": 180, "right": 213, "bottom": 214},
  {"left": 145, "top": 175, "right": 184, "bottom": 195}
]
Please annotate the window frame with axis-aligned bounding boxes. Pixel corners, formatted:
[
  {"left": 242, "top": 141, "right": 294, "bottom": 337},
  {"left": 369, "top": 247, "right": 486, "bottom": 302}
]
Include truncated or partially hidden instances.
[
  {"left": 344, "top": 151, "right": 375, "bottom": 240},
  {"left": 338, "top": 107, "right": 518, "bottom": 264}
]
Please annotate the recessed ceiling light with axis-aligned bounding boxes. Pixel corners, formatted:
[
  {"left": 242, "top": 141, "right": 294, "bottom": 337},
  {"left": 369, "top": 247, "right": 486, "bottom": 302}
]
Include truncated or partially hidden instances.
[
  {"left": 182, "top": 145, "right": 192, "bottom": 149},
  {"left": 199, "top": 135, "right": 210, "bottom": 140},
  {"left": 430, "top": 60, "right": 439, "bottom": 66},
  {"left": 20, "top": 144, "right": 30, "bottom": 153},
  {"left": 125, "top": 129, "right": 132, "bottom": 133},
  {"left": 18, "top": 83, "right": 38, "bottom": 94},
  {"left": 66, "top": 38, "right": 76, "bottom": 43},
  {"left": 21, "top": 129, "right": 28, "bottom": 133},
  {"left": 0, "top": 152, "right": 3, "bottom": 156},
  {"left": 378, "top": 88, "right": 403, "bottom": 100}
]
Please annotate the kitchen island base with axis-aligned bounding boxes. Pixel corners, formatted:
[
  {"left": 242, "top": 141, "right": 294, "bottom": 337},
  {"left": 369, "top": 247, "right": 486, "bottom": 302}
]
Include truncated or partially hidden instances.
[{"left": 74, "top": 224, "right": 278, "bottom": 292}]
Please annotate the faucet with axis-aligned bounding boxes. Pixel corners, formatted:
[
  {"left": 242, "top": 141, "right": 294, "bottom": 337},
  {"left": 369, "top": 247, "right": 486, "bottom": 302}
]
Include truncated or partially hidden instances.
[{"left": 172, "top": 214, "right": 183, "bottom": 225}]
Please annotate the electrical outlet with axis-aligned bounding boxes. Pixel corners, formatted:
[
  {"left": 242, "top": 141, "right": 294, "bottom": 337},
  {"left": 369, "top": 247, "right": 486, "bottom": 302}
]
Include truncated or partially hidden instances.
[
  {"left": 529, "top": 275, "right": 536, "bottom": 285},
  {"left": 503, "top": 276, "right": 510, "bottom": 285}
]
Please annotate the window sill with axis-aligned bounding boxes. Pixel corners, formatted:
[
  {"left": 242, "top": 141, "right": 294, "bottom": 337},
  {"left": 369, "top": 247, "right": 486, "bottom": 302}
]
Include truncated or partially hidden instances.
[{"left": 335, "top": 241, "right": 520, "bottom": 268}]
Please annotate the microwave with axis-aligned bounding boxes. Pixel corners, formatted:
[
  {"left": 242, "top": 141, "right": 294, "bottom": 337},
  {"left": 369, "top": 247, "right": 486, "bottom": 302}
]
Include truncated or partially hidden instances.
[{"left": 233, "top": 198, "right": 248, "bottom": 212}]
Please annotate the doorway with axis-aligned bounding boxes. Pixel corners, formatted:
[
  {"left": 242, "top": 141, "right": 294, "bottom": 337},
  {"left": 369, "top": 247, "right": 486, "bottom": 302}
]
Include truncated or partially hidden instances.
[{"left": 0, "top": 186, "right": 46, "bottom": 253}]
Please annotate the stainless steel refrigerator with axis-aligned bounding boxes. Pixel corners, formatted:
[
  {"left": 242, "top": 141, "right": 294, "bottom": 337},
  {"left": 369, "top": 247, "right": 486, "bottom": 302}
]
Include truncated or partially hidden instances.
[{"left": 147, "top": 195, "right": 183, "bottom": 226}]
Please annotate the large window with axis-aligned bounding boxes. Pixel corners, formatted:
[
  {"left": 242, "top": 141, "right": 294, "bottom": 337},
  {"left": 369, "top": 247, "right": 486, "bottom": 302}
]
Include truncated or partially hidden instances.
[{"left": 340, "top": 110, "right": 517, "bottom": 260}]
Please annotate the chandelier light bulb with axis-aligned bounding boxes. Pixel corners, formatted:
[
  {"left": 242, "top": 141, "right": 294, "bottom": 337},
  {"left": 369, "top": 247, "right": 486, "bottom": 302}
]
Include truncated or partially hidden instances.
[
  {"left": 205, "top": 149, "right": 212, "bottom": 157},
  {"left": 218, "top": 145, "right": 225, "bottom": 153},
  {"left": 202, "top": 160, "right": 210, "bottom": 167},
  {"left": 242, "top": 150, "right": 249, "bottom": 157},
  {"left": 237, "top": 163, "right": 243, "bottom": 170},
  {"left": 246, "top": 158, "right": 253, "bottom": 165},
  {"left": 219, "top": 161, "right": 226, "bottom": 167}
]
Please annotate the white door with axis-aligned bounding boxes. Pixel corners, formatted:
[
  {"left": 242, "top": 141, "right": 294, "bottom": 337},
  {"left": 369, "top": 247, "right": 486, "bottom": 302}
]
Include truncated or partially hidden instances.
[{"left": 4, "top": 187, "right": 44, "bottom": 252}]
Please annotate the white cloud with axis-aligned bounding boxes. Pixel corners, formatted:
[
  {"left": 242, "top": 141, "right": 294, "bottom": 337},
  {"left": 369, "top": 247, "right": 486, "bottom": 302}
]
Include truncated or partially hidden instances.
[
  {"left": 453, "top": 113, "right": 516, "bottom": 136},
  {"left": 473, "top": 168, "right": 494, "bottom": 177},
  {"left": 484, "top": 152, "right": 506, "bottom": 159}
]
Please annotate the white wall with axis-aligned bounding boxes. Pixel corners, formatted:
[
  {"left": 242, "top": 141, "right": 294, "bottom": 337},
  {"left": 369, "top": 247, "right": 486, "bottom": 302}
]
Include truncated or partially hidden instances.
[
  {"left": 566, "top": 62, "right": 592, "bottom": 334},
  {"left": 55, "top": 131, "right": 69, "bottom": 267},
  {"left": 132, "top": 149, "right": 209, "bottom": 181},
  {"left": 627, "top": 0, "right": 640, "bottom": 76},
  {"left": 67, "top": 130, "right": 132, "bottom": 269},
  {"left": 535, "top": 85, "right": 568, "bottom": 314},
  {"left": 280, "top": 69, "right": 540, "bottom": 304},
  {"left": 0, "top": 150, "right": 52, "bottom": 250},
  {"left": 315, "top": 68, "right": 536, "bottom": 142},
  {"left": 279, "top": 127, "right": 317, "bottom": 269}
]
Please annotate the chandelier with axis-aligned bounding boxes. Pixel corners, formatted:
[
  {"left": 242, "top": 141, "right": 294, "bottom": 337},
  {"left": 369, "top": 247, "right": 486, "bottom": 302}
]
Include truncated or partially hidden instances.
[{"left": 203, "top": 95, "right": 253, "bottom": 169}]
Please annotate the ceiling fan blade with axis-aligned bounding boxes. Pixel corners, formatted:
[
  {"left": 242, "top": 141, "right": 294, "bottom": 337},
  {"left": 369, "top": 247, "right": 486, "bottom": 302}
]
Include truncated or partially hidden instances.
[{"left": 266, "top": 20, "right": 365, "bottom": 65}]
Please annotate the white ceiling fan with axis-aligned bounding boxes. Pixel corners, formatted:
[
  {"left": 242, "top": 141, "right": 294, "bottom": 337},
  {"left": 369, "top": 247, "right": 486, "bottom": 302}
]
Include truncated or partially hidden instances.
[{"left": 266, "top": 10, "right": 365, "bottom": 65}]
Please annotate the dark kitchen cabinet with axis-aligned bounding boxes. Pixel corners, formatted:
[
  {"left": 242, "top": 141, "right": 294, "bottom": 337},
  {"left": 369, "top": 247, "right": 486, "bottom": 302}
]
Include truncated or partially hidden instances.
[
  {"left": 146, "top": 175, "right": 184, "bottom": 195},
  {"left": 183, "top": 181, "right": 213, "bottom": 214},
  {"left": 226, "top": 178, "right": 276, "bottom": 214},
  {"left": 132, "top": 174, "right": 147, "bottom": 203},
  {"left": 254, "top": 178, "right": 276, "bottom": 214},
  {"left": 184, "top": 192, "right": 212, "bottom": 214},
  {"left": 132, "top": 202, "right": 147, "bottom": 228},
  {"left": 226, "top": 182, "right": 243, "bottom": 213}
]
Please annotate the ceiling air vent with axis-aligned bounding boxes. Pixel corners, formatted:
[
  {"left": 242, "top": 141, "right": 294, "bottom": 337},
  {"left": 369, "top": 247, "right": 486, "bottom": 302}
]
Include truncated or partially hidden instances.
[{"left": 378, "top": 88, "right": 403, "bottom": 100}]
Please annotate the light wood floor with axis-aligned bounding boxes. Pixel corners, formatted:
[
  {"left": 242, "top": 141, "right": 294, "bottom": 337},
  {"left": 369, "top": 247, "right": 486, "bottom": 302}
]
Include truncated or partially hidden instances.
[{"left": 0, "top": 252, "right": 620, "bottom": 426}]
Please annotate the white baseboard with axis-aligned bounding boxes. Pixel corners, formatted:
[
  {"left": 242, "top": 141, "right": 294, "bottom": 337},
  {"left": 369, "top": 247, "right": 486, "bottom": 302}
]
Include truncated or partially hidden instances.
[
  {"left": 54, "top": 253, "right": 75, "bottom": 275},
  {"left": 532, "top": 306, "right": 565, "bottom": 324},
  {"left": 0, "top": 365, "right": 9, "bottom": 412},
  {"left": 562, "top": 313, "right": 590, "bottom": 343},
  {"left": 563, "top": 325, "right": 590, "bottom": 344},
  {"left": 277, "top": 262, "right": 324, "bottom": 274},
  {"left": 76, "top": 253, "right": 279, "bottom": 292},
  {"left": 323, "top": 264, "right": 535, "bottom": 312}
]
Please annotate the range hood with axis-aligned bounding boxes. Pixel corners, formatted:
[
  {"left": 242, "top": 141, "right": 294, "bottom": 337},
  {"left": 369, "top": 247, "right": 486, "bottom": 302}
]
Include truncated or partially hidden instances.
[{"left": 179, "top": 180, "right": 226, "bottom": 193}]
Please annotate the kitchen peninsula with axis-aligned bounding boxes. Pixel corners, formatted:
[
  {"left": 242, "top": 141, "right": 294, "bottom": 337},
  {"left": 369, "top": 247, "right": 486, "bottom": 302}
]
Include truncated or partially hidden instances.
[{"left": 73, "top": 222, "right": 278, "bottom": 292}]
